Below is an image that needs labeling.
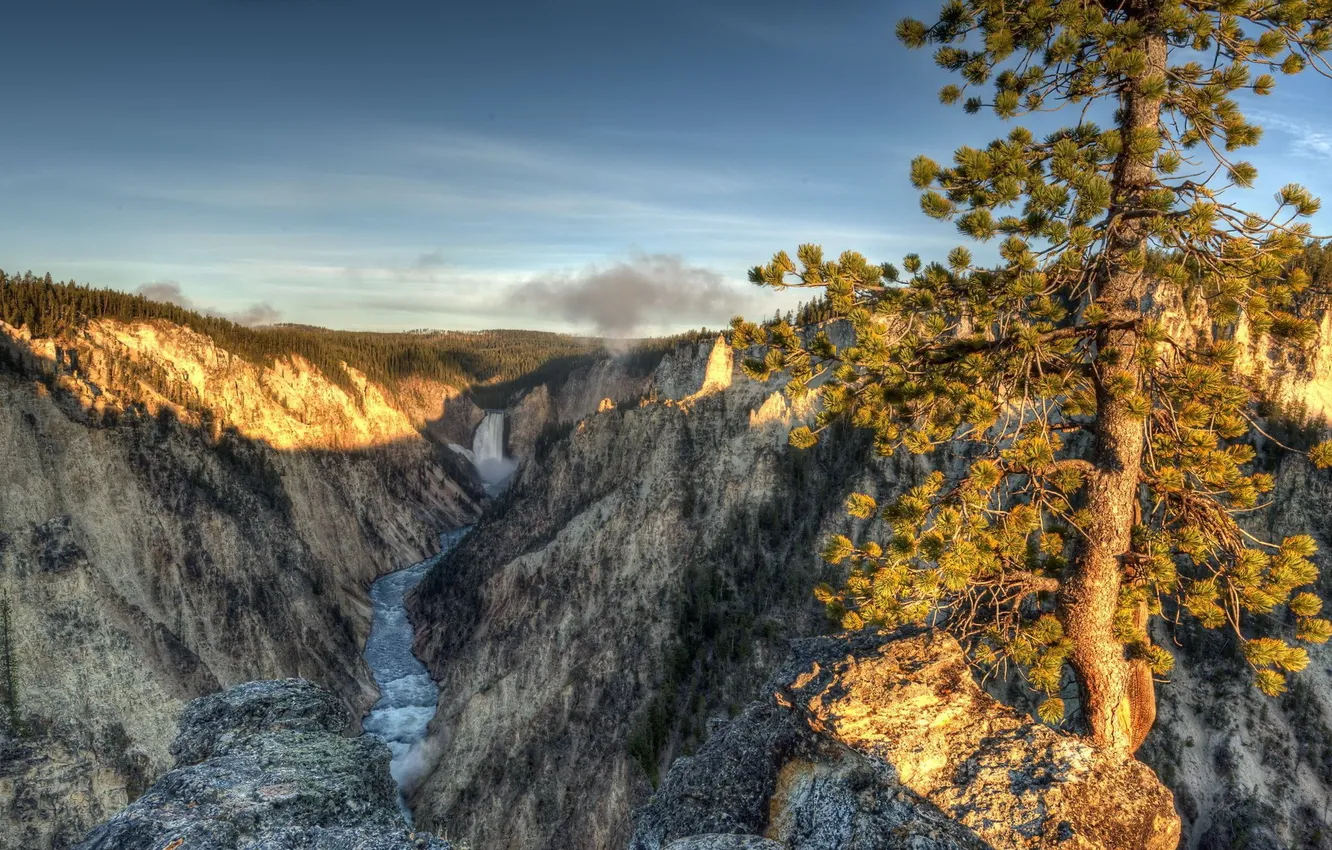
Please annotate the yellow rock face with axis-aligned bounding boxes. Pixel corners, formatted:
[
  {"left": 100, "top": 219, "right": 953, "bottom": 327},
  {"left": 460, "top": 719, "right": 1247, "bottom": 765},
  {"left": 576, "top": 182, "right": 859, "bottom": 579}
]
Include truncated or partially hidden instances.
[
  {"left": 0, "top": 318, "right": 457, "bottom": 451},
  {"left": 777, "top": 631, "right": 1182, "bottom": 850}
]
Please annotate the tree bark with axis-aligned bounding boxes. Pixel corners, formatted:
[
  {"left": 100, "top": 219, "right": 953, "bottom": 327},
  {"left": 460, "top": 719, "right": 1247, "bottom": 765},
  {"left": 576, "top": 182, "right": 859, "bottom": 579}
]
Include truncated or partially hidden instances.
[{"left": 1059, "top": 6, "right": 1165, "bottom": 757}]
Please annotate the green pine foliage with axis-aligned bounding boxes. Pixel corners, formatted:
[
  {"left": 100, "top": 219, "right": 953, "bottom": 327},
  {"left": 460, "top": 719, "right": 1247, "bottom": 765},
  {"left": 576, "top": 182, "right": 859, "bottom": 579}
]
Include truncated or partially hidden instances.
[
  {"left": 0, "top": 270, "right": 604, "bottom": 399},
  {"left": 734, "top": 1, "right": 1332, "bottom": 749}
]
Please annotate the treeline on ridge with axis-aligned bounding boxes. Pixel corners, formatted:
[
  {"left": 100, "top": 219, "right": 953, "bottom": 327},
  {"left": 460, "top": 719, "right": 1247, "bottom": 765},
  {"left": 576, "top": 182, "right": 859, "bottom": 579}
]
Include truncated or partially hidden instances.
[{"left": 0, "top": 270, "right": 609, "bottom": 398}]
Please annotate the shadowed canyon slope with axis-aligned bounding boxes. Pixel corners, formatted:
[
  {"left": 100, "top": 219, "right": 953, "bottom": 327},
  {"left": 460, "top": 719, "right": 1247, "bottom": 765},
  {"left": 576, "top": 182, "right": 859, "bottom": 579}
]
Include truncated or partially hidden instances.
[
  {"left": 405, "top": 336, "right": 913, "bottom": 849},
  {"left": 406, "top": 332, "right": 1332, "bottom": 850},
  {"left": 0, "top": 318, "right": 483, "bottom": 849}
]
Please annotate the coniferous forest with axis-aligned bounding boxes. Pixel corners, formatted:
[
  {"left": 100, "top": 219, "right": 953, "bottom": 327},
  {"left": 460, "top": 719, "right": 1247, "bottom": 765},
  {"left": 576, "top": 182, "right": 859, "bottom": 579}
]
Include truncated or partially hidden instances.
[{"left": 0, "top": 270, "right": 608, "bottom": 397}]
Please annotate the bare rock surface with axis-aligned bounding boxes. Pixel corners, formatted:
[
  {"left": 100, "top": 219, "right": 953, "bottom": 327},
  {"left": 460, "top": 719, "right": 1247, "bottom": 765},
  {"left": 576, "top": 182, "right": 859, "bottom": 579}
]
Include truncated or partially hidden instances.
[
  {"left": 632, "top": 629, "right": 1180, "bottom": 850},
  {"left": 782, "top": 631, "right": 1180, "bottom": 850},
  {"left": 74, "top": 680, "right": 452, "bottom": 850},
  {"left": 167, "top": 679, "right": 352, "bottom": 766},
  {"left": 629, "top": 703, "right": 806, "bottom": 845},
  {"left": 664, "top": 836, "right": 786, "bottom": 850}
]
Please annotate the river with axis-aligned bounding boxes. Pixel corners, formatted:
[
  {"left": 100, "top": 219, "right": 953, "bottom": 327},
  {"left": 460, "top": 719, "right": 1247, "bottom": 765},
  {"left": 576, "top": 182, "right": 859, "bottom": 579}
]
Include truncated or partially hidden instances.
[{"left": 361, "top": 527, "right": 469, "bottom": 820}]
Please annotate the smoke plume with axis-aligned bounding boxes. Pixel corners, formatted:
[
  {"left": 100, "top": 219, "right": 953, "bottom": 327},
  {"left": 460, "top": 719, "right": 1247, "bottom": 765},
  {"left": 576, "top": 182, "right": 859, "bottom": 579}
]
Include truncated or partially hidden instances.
[
  {"left": 136, "top": 281, "right": 281, "bottom": 327},
  {"left": 512, "top": 254, "right": 746, "bottom": 337}
]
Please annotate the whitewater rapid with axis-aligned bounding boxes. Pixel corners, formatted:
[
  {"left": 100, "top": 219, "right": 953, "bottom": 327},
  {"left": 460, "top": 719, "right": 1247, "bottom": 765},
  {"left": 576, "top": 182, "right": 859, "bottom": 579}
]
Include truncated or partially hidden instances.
[{"left": 361, "top": 527, "right": 468, "bottom": 820}]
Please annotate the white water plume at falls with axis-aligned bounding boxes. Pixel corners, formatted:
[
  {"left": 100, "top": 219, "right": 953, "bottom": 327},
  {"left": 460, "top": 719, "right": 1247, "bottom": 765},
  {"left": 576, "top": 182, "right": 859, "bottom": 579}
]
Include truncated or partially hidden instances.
[
  {"left": 472, "top": 410, "right": 517, "bottom": 490},
  {"left": 361, "top": 528, "right": 468, "bottom": 822}
]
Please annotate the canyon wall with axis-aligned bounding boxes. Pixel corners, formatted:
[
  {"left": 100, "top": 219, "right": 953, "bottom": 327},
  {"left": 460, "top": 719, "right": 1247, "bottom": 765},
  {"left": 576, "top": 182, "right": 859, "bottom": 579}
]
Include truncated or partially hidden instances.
[
  {"left": 405, "top": 337, "right": 907, "bottom": 849},
  {"left": 407, "top": 333, "right": 1332, "bottom": 850},
  {"left": 9, "top": 314, "right": 1332, "bottom": 849},
  {"left": 0, "top": 319, "right": 481, "bottom": 849}
]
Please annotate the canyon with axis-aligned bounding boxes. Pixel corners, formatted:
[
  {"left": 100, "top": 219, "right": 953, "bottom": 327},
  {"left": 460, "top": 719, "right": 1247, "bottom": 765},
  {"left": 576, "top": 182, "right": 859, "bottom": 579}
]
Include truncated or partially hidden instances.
[
  {"left": 5, "top": 310, "right": 1332, "bottom": 850},
  {"left": 404, "top": 330, "right": 1332, "bottom": 850},
  {"left": 0, "top": 318, "right": 482, "bottom": 848}
]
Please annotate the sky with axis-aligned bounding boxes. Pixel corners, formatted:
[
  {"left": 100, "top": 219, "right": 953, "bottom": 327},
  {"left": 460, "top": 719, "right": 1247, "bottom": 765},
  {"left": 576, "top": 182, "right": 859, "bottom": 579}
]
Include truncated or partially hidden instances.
[{"left": 4, "top": 1, "right": 1332, "bottom": 337}]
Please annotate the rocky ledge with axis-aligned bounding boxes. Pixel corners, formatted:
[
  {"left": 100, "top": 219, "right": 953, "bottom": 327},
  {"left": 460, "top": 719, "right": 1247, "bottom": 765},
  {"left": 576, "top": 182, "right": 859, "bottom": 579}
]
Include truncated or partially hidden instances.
[
  {"left": 631, "top": 628, "right": 1181, "bottom": 850},
  {"left": 74, "top": 679, "right": 451, "bottom": 850}
]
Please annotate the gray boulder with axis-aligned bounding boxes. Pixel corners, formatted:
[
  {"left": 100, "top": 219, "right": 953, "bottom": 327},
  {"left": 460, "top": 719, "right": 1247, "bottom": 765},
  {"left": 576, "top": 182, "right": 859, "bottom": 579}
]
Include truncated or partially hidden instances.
[
  {"left": 664, "top": 836, "right": 786, "bottom": 850},
  {"left": 630, "top": 703, "right": 807, "bottom": 844},
  {"left": 75, "top": 679, "right": 451, "bottom": 850},
  {"left": 168, "top": 678, "right": 351, "bottom": 766},
  {"left": 632, "top": 629, "right": 1181, "bottom": 850}
]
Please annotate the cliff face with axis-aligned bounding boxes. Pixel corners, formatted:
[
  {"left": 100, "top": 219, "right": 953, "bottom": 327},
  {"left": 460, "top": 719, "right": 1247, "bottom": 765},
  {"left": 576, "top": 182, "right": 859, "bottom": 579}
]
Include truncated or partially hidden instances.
[
  {"left": 405, "top": 337, "right": 912, "bottom": 849},
  {"left": 407, "top": 334, "right": 1332, "bottom": 850},
  {"left": 505, "top": 351, "right": 660, "bottom": 460},
  {"left": 0, "top": 319, "right": 481, "bottom": 849},
  {"left": 0, "top": 318, "right": 488, "bottom": 453}
]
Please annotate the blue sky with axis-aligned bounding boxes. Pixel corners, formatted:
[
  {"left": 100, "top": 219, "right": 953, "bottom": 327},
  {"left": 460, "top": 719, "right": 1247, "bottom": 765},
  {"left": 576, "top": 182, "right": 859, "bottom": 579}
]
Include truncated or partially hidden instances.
[{"left": 4, "top": 1, "right": 1332, "bottom": 335}]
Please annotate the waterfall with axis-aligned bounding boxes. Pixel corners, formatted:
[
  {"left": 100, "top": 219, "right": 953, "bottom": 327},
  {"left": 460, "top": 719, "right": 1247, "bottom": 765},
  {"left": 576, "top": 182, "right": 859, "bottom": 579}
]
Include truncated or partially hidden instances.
[
  {"left": 471, "top": 410, "right": 516, "bottom": 489},
  {"left": 473, "top": 410, "right": 505, "bottom": 465}
]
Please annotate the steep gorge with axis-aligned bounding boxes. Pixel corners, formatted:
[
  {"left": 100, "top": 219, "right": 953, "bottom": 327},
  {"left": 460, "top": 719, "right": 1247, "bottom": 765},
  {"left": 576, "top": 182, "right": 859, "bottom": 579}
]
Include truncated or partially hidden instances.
[
  {"left": 406, "top": 333, "right": 1332, "bottom": 850},
  {"left": 10, "top": 309, "right": 1332, "bottom": 849},
  {"left": 0, "top": 318, "right": 483, "bottom": 848},
  {"left": 405, "top": 338, "right": 910, "bottom": 848}
]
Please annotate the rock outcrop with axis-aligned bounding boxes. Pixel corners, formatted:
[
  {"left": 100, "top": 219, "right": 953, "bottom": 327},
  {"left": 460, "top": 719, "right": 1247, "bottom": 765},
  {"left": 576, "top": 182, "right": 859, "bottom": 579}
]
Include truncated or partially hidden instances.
[
  {"left": 680, "top": 335, "right": 733, "bottom": 403},
  {"left": 75, "top": 679, "right": 452, "bottom": 850},
  {"left": 633, "top": 629, "right": 1180, "bottom": 850}
]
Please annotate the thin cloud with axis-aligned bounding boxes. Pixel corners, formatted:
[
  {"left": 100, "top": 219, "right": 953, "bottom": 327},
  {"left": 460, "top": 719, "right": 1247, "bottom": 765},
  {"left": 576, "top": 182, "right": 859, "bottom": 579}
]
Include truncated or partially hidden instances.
[
  {"left": 511, "top": 254, "right": 749, "bottom": 337},
  {"left": 1295, "top": 131, "right": 1332, "bottom": 160},
  {"left": 74, "top": 149, "right": 906, "bottom": 257},
  {"left": 1247, "top": 111, "right": 1332, "bottom": 161},
  {"left": 352, "top": 292, "right": 501, "bottom": 318},
  {"left": 413, "top": 249, "right": 447, "bottom": 269},
  {"left": 398, "top": 128, "right": 749, "bottom": 196},
  {"left": 135, "top": 280, "right": 281, "bottom": 327}
]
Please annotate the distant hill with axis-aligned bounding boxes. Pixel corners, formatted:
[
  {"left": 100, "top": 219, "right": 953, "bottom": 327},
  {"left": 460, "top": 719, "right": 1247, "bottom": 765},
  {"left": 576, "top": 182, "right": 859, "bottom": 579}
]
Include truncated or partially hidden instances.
[{"left": 0, "top": 270, "right": 609, "bottom": 399}]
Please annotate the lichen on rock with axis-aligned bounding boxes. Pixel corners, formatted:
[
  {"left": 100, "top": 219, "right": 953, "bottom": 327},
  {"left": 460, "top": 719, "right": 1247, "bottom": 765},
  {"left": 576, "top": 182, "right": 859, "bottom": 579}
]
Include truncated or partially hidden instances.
[
  {"left": 74, "top": 679, "right": 452, "bottom": 850},
  {"left": 633, "top": 628, "right": 1180, "bottom": 850},
  {"left": 665, "top": 836, "right": 786, "bottom": 850}
]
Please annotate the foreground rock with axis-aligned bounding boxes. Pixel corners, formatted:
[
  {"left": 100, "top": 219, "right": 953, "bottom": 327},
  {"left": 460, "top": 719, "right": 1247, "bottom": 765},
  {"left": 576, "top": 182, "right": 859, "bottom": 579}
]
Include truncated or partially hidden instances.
[
  {"left": 75, "top": 680, "right": 451, "bottom": 850},
  {"left": 633, "top": 629, "right": 1181, "bottom": 850}
]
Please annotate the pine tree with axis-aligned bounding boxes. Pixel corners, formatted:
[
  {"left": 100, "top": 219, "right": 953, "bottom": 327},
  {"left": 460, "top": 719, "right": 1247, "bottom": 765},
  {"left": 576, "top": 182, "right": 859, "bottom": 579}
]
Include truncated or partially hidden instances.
[{"left": 734, "top": 1, "right": 1332, "bottom": 757}]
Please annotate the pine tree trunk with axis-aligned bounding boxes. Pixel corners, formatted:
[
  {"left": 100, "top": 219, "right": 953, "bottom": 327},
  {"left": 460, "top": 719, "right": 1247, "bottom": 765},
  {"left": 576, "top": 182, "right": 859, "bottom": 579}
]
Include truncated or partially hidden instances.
[{"left": 1060, "top": 9, "right": 1166, "bottom": 757}]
